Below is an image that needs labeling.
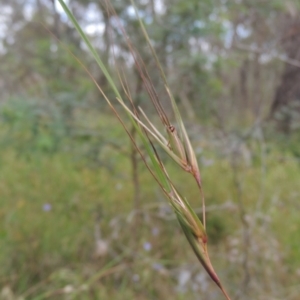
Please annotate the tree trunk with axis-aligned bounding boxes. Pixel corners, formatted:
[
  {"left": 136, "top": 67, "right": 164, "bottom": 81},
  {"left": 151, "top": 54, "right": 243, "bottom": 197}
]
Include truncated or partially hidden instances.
[{"left": 270, "top": 17, "right": 300, "bottom": 132}]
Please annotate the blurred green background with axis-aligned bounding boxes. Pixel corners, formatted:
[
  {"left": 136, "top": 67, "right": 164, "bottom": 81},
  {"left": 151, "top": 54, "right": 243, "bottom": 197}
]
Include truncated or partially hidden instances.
[{"left": 1, "top": 0, "right": 300, "bottom": 299}]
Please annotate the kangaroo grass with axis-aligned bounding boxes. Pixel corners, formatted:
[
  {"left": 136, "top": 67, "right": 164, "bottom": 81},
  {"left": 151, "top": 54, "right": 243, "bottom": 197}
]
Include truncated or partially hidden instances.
[{"left": 57, "top": 1, "right": 231, "bottom": 299}]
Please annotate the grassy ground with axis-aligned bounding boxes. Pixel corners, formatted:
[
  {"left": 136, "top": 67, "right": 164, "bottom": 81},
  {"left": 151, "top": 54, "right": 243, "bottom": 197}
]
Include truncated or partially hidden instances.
[{"left": 1, "top": 116, "right": 300, "bottom": 299}]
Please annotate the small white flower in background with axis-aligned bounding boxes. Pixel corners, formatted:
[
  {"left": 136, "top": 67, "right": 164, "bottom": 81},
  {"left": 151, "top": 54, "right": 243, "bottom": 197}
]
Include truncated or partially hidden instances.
[
  {"left": 132, "top": 274, "right": 140, "bottom": 282},
  {"left": 143, "top": 242, "right": 152, "bottom": 251},
  {"left": 176, "top": 270, "right": 191, "bottom": 292},
  {"left": 43, "top": 203, "right": 52, "bottom": 212},
  {"left": 1, "top": 286, "right": 14, "bottom": 300},
  {"left": 194, "top": 271, "right": 209, "bottom": 292},
  {"left": 94, "top": 239, "right": 109, "bottom": 258},
  {"left": 63, "top": 285, "right": 74, "bottom": 294}
]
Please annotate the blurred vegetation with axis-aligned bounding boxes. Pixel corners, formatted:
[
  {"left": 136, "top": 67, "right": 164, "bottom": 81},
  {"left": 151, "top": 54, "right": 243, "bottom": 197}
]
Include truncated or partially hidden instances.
[{"left": 0, "top": 0, "right": 300, "bottom": 299}]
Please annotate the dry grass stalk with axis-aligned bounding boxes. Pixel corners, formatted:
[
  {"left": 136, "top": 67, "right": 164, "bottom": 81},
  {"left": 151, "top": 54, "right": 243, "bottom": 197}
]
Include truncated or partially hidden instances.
[{"left": 57, "top": 1, "right": 231, "bottom": 299}]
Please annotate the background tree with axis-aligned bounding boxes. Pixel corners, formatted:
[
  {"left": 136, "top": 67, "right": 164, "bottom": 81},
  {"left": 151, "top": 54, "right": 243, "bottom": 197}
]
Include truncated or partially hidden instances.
[{"left": 271, "top": 13, "right": 300, "bottom": 132}]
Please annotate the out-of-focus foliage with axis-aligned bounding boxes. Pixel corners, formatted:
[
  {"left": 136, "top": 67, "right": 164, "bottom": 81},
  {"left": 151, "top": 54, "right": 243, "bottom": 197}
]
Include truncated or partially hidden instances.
[
  {"left": 1, "top": 0, "right": 300, "bottom": 299},
  {"left": 1, "top": 0, "right": 300, "bottom": 127}
]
